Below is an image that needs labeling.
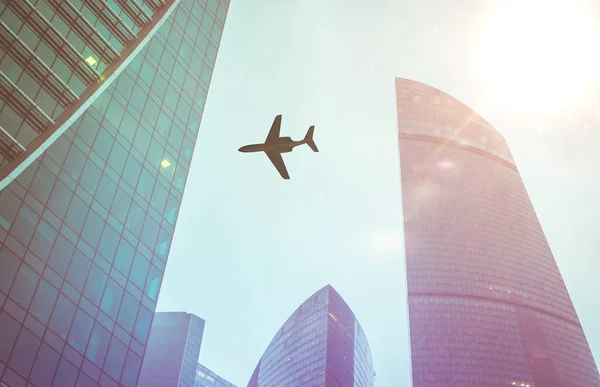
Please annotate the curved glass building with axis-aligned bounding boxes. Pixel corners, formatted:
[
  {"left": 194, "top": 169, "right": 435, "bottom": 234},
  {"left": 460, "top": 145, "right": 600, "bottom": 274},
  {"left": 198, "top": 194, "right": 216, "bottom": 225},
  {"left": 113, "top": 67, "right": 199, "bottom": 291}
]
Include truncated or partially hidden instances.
[
  {"left": 247, "top": 285, "right": 375, "bottom": 387},
  {"left": 0, "top": 0, "right": 228, "bottom": 385},
  {"left": 396, "top": 77, "right": 600, "bottom": 386}
]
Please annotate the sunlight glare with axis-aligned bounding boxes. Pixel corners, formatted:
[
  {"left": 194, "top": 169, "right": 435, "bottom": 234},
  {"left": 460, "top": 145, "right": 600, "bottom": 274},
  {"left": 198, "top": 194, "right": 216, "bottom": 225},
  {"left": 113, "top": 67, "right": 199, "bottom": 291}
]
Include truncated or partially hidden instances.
[{"left": 477, "top": 0, "right": 599, "bottom": 111}]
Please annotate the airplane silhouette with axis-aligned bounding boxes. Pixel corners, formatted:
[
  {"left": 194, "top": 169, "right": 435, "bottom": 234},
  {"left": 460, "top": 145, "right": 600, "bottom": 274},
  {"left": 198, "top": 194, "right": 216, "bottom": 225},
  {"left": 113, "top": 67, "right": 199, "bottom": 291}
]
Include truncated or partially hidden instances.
[{"left": 238, "top": 115, "right": 318, "bottom": 179}]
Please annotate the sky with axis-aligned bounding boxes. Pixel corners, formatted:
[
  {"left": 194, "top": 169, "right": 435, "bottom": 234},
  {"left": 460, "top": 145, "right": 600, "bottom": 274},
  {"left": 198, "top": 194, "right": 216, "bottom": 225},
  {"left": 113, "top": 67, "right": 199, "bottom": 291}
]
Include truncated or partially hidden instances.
[{"left": 156, "top": 0, "right": 600, "bottom": 385}]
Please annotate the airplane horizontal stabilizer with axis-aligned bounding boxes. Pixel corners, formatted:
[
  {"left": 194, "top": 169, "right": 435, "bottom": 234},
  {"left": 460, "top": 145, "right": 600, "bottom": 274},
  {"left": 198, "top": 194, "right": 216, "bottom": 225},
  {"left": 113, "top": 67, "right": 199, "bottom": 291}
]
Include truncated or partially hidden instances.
[{"left": 304, "top": 126, "right": 318, "bottom": 152}]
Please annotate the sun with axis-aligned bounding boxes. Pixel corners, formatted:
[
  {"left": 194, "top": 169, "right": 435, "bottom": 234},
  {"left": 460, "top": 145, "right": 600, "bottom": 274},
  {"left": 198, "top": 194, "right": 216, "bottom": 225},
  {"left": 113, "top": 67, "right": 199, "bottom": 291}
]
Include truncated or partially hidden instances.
[{"left": 476, "top": 0, "right": 599, "bottom": 111}]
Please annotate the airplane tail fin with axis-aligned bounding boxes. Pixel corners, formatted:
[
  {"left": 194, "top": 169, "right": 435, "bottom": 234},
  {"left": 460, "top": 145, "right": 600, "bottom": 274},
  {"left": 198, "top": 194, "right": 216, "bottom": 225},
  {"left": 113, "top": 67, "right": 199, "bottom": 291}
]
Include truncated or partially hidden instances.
[{"left": 304, "top": 126, "right": 318, "bottom": 152}]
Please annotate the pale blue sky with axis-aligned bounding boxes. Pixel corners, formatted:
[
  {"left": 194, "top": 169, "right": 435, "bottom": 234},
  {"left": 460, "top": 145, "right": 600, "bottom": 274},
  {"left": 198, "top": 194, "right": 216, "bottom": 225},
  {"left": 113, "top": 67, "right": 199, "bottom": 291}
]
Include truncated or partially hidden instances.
[{"left": 156, "top": 1, "right": 600, "bottom": 385}]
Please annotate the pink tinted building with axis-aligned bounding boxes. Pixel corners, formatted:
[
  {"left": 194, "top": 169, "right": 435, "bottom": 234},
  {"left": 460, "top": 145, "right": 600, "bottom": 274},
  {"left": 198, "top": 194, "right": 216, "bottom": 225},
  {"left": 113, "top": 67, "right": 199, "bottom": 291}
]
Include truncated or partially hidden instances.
[{"left": 396, "top": 78, "right": 600, "bottom": 386}]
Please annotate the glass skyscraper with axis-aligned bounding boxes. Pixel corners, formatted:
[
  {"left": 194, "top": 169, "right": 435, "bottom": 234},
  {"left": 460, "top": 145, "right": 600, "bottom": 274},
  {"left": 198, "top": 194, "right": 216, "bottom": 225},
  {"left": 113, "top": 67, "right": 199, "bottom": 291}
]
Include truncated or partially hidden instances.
[
  {"left": 247, "top": 285, "right": 375, "bottom": 387},
  {"left": 138, "top": 312, "right": 205, "bottom": 387},
  {"left": 396, "top": 77, "right": 600, "bottom": 386},
  {"left": 195, "top": 363, "right": 236, "bottom": 387},
  {"left": 0, "top": 0, "right": 229, "bottom": 385}
]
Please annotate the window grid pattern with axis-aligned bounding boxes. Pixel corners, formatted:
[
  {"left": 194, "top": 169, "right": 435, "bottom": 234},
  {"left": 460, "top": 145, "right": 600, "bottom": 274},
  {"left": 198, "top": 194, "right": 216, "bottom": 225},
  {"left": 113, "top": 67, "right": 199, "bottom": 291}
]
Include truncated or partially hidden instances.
[
  {"left": 247, "top": 286, "right": 375, "bottom": 387},
  {"left": 194, "top": 363, "right": 237, "bottom": 387},
  {"left": 0, "top": 0, "right": 229, "bottom": 386},
  {"left": 396, "top": 78, "right": 600, "bottom": 387}
]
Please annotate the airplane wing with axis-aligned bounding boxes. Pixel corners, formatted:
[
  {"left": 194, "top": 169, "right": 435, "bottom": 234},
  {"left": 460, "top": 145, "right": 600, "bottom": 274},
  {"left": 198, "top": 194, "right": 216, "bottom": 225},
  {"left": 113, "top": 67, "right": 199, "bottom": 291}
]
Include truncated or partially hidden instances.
[
  {"left": 265, "top": 115, "right": 282, "bottom": 143},
  {"left": 265, "top": 151, "right": 290, "bottom": 179}
]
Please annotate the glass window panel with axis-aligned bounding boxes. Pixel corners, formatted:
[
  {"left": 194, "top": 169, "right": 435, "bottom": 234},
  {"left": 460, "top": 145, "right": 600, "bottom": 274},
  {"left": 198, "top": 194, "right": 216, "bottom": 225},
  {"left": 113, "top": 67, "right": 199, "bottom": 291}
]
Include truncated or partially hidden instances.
[
  {"left": 136, "top": 168, "right": 155, "bottom": 202},
  {"left": 114, "top": 239, "right": 134, "bottom": 276},
  {"left": 101, "top": 278, "right": 123, "bottom": 321},
  {"left": 155, "top": 110, "right": 172, "bottom": 140},
  {"left": 164, "top": 85, "right": 179, "bottom": 113},
  {"left": 108, "top": 141, "right": 128, "bottom": 176},
  {"left": 96, "top": 174, "right": 117, "bottom": 211},
  {"left": 67, "top": 309, "right": 94, "bottom": 353},
  {"left": 125, "top": 202, "right": 145, "bottom": 237},
  {"left": 206, "top": 43, "right": 218, "bottom": 63},
  {"left": 133, "top": 125, "right": 151, "bottom": 155},
  {"left": 29, "top": 164, "right": 56, "bottom": 204},
  {"left": 133, "top": 305, "right": 152, "bottom": 343},
  {"left": 80, "top": 159, "right": 102, "bottom": 195},
  {"left": 150, "top": 182, "right": 168, "bottom": 213},
  {"left": 9, "top": 327, "right": 41, "bottom": 378},
  {"left": 143, "top": 96, "right": 160, "bottom": 125},
  {"left": 49, "top": 294, "right": 77, "bottom": 340},
  {"left": 163, "top": 195, "right": 180, "bottom": 226},
  {"left": 119, "top": 112, "right": 138, "bottom": 144},
  {"left": 120, "top": 350, "right": 141, "bottom": 387},
  {"left": 0, "top": 247, "right": 20, "bottom": 294},
  {"left": 130, "top": 253, "right": 149, "bottom": 290},
  {"left": 65, "top": 195, "right": 89, "bottom": 233},
  {"left": 104, "top": 338, "right": 127, "bottom": 381},
  {"left": 145, "top": 265, "right": 161, "bottom": 302},
  {"left": 92, "top": 129, "right": 115, "bottom": 161},
  {"left": 30, "top": 343, "right": 60, "bottom": 387},
  {"left": 116, "top": 73, "right": 135, "bottom": 100},
  {"left": 173, "top": 165, "right": 188, "bottom": 192},
  {"left": 0, "top": 311, "right": 20, "bottom": 363},
  {"left": 111, "top": 188, "right": 132, "bottom": 224},
  {"left": 81, "top": 210, "right": 103, "bottom": 248},
  {"left": 147, "top": 137, "right": 165, "bottom": 167},
  {"left": 83, "top": 264, "right": 108, "bottom": 306},
  {"left": 122, "top": 156, "right": 142, "bottom": 187},
  {"left": 139, "top": 60, "right": 156, "bottom": 86},
  {"left": 152, "top": 72, "right": 168, "bottom": 100},
  {"left": 117, "top": 292, "right": 138, "bottom": 333},
  {"left": 180, "top": 135, "right": 194, "bottom": 163},
  {"left": 30, "top": 220, "right": 57, "bottom": 261},
  {"left": 10, "top": 263, "right": 40, "bottom": 309},
  {"left": 63, "top": 145, "right": 87, "bottom": 181},
  {"left": 30, "top": 279, "right": 59, "bottom": 324},
  {"left": 11, "top": 204, "right": 39, "bottom": 246},
  {"left": 53, "top": 357, "right": 78, "bottom": 387},
  {"left": 129, "top": 84, "right": 148, "bottom": 114},
  {"left": 97, "top": 225, "right": 119, "bottom": 262},
  {"left": 168, "top": 124, "right": 184, "bottom": 153},
  {"left": 48, "top": 180, "right": 74, "bottom": 219},
  {"left": 155, "top": 228, "right": 171, "bottom": 259},
  {"left": 75, "top": 372, "right": 95, "bottom": 387},
  {"left": 66, "top": 250, "right": 92, "bottom": 292},
  {"left": 140, "top": 216, "right": 159, "bottom": 251},
  {"left": 0, "top": 189, "right": 21, "bottom": 228},
  {"left": 86, "top": 323, "right": 110, "bottom": 367},
  {"left": 77, "top": 114, "right": 101, "bottom": 147},
  {"left": 48, "top": 235, "right": 75, "bottom": 277}
]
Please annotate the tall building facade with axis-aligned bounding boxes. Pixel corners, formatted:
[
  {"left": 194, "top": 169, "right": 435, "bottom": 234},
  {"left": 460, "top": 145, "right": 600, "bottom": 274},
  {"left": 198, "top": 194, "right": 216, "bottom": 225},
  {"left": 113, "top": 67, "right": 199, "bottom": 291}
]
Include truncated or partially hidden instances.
[
  {"left": 0, "top": 0, "right": 229, "bottom": 385},
  {"left": 247, "top": 285, "right": 375, "bottom": 387},
  {"left": 396, "top": 77, "right": 600, "bottom": 386},
  {"left": 195, "top": 363, "right": 236, "bottom": 387},
  {"left": 138, "top": 312, "right": 205, "bottom": 387}
]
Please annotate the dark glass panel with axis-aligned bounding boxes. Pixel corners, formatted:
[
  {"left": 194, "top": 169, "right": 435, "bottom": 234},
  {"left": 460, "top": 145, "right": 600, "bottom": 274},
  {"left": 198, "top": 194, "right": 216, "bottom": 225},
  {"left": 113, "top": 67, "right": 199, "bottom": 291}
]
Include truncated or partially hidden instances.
[
  {"left": 104, "top": 337, "right": 127, "bottom": 381},
  {"left": 48, "top": 235, "right": 75, "bottom": 277},
  {"left": 49, "top": 294, "right": 77, "bottom": 340},
  {"left": 30, "top": 343, "right": 60, "bottom": 387},
  {"left": 0, "top": 247, "right": 21, "bottom": 294},
  {"left": 10, "top": 262, "right": 40, "bottom": 309},
  {"left": 30, "top": 279, "right": 59, "bottom": 324},
  {"left": 83, "top": 264, "right": 108, "bottom": 306},
  {"left": 117, "top": 292, "right": 138, "bottom": 333},
  {"left": 68, "top": 309, "right": 94, "bottom": 353},
  {"left": 52, "top": 358, "right": 78, "bottom": 387},
  {"left": 9, "top": 328, "right": 41, "bottom": 379},
  {"left": 100, "top": 279, "right": 124, "bottom": 320},
  {"left": 86, "top": 323, "right": 110, "bottom": 367}
]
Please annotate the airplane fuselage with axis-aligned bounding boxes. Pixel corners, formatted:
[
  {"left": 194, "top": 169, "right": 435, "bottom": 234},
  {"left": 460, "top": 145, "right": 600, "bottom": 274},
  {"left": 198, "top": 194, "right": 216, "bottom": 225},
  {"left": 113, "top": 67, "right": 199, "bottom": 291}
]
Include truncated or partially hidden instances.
[{"left": 238, "top": 137, "right": 305, "bottom": 154}]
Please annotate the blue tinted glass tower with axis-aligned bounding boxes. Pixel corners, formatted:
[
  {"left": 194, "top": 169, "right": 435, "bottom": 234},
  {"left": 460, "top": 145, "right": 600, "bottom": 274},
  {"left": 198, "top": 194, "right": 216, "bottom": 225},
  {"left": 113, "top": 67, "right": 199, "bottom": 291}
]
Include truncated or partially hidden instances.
[
  {"left": 247, "top": 285, "right": 375, "bottom": 387},
  {"left": 396, "top": 77, "right": 600, "bottom": 386},
  {"left": 138, "top": 312, "right": 205, "bottom": 387},
  {"left": 0, "top": 0, "right": 229, "bottom": 385}
]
